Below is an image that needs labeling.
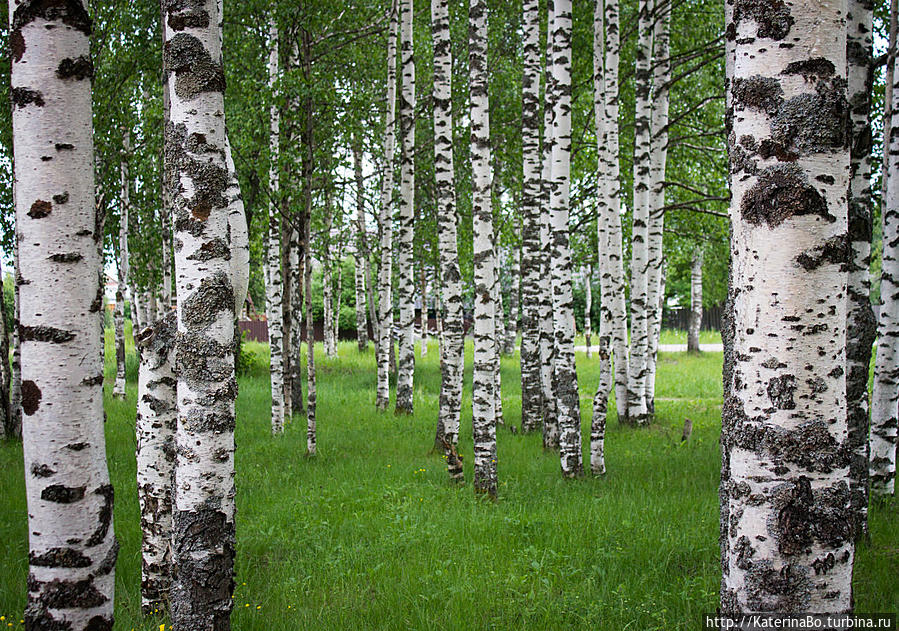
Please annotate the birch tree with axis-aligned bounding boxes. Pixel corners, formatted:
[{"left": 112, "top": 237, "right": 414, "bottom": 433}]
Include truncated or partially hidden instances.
[
  {"left": 504, "top": 248, "right": 519, "bottom": 355},
  {"left": 376, "top": 2, "right": 399, "bottom": 410},
  {"left": 135, "top": 312, "right": 176, "bottom": 614},
  {"left": 844, "top": 0, "right": 877, "bottom": 532},
  {"left": 549, "top": 0, "right": 582, "bottom": 477},
  {"left": 687, "top": 250, "right": 702, "bottom": 353},
  {"left": 163, "top": 0, "right": 237, "bottom": 625},
  {"left": 644, "top": 0, "right": 672, "bottom": 413},
  {"left": 114, "top": 142, "right": 130, "bottom": 399},
  {"left": 584, "top": 265, "right": 592, "bottom": 357},
  {"left": 305, "top": 206, "right": 317, "bottom": 456},
  {"left": 519, "top": 0, "right": 543, "bottom": 434},
  {"left": 470, "top": 0, "right": 497, "bottom": 497},
  {"left": 353, "top": 138, "right": 369, "bottom": 351},
  {"left": 395, "top": 0, "right": 416, "bottom": 414},
  {"left": 266, "top": 19, "right": 286, "bottom": 434},
  {"left": 432, "top": 0, "right": 464, "bottom": 480},
  {"left": 721, "top": 0, "right": 854, "bottom": 613},
  {"left": 11, "top": 2, "right": 118, "bottom": 628},
  {"left": 627, "top": 0, "right": 654, "bottom": 426}
]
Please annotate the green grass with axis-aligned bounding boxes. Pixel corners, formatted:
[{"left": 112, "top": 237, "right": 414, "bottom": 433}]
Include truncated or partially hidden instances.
[{"left": 0, "top": 330, "right": 896, "bottom": 630}]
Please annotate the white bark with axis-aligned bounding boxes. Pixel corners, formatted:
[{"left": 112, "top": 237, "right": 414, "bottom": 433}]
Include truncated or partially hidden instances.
[
  {"left": 687, "top": 249, "right": 702, "bottom": 353},
  {"left": 550, "top": 0, "right": 582, "bottom": 478},
  {"left": 870, "top": 1, "right": 898, "bottom": 500},
  {"left": 135, "top": 312, "right": 176, "bottom": 614},
  {"left": 432, "top": 0, "right": 464, "bottom": 480},
  {"left": 504, "top": 246, "right": 519, "bottom": 355},
  {"left": 540, "top": 1, "right": 558, "bottom": 450},
  {"left": 163, "top": 0, "right": 236, "bottom": 625},
  {"left": 266, "top": 18, "right": 285, "bottom": 434},
  {"left": 376, "top": 2, "right": 399, "bottom": 410},
  {"left": 353, "top": 138, "right": 369, "bottom": 351},
  {"left": 395, "top": 0, "right": 416, "bottom": 413},
  {"left": 721, "top": 0, "right": 853, "bottom": 613},
  {"left": 519, "top": 0, "right": 544, "bottom": 433},
  {"left": 644, "top": 0, "right": 671, "bottom": 413},
  {"left": 114, "top": 139, "right": 130, "bottom": 399},
  {"left": 11, "top": 1, "right": 118, "bottom": 627},
  {"left": 627, "top": 0, "right": 653, "bottom": 425},
  {"left": 225, "top": 136, "right": 249, "bottom": 315},
  {"left": 470, "top": 0, "right": 497, "bottom": 497},
  {"left": 420, "top": 266, "right": 428, "bottom": 357},
  {"left": 584, "top": 265, "right": 593, "bottom": 357}
]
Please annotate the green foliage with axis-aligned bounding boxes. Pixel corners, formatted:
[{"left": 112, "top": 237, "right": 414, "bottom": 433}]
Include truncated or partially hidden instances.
[{"left": 235, "top": 330, "right": 260, "bottom": 377}]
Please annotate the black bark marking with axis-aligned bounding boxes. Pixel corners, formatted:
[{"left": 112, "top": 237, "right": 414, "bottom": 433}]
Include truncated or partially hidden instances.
[
  {"left": 20, "top": 325, "right": 76, "bottom": 343},
  {"left": 22, "top": 380, "right": 42, "bottom": 415},
  {"left": 49, "top": 252, "right": 83, "bottom": 263},
  {"left": 81, "top": 374, "right": 103, "bottom": 386},
  {"left": 186, "top": 238, "right": 230, "bottom": 262},
  {"left": 55, "top": 143, "right": 74, "bottom": 151},
  {"left": 29, "top": 200, "right": 52, "bottom": 219},
  {"left": 163, "top": 33, "right": 225, "bottom": 100},
  {"left": 12, "top": 0, "right": 92, "bottom": 34},
  {"left": 770, "top": 80, "right": 849, "bottom": 154},
  {"left": 757, "top": 139, "right": 798, "bottom": 162},
  {"left": 85, "top": 616, "right": 113, "bottom": 631},
  {"left": 31, "top": 463, "right": 56, "bottom": 478},
  {"left": 774, "top": 478, "right": 851, "bottom": 555},
  {"left": 11, "top": 29, "right": 25, "bottom": 62},
  {"left": 167, "top": 9, "right": 210, "bottom": 31},
  {"left": 795, "top": 235, "right": 849, "bottom": 271},
  {"left": 171, "top": 508, "right": 235, "bottom": 627},
  {"left": 86, "top": 484, "right": 114, "bottom": 547},
  {"left": 781, "top": 58, "right": 835, "bottom": 79},
  {"left": 12, "top": 87, "right": 45, "bottom": 108},
  {"left": 181, "top": 271, "right": 234, "bottom": 330},
  {"left": 741, "top": 560, "right": 811, "bottom": 612},
  {"left": 31, "top": 577, "right": 108, "bottom": 609},
  {"left": 732, "top": 0, "right": 794, "bottom": 41},
  {"left": 56, "top": 56, "right": 93, "bottom": 80},
  {"left": 732, "top": 75, "right": 783, "bottom": 114},
  {"left": 65, "top": 442, "right": 88, "bottom": 451},
  {"left": 767, "top": 375, "right": 796, "bottom": 409},
  {"left": 741, "top": 165, "right": 833, "bottom": 228},
  {"left": 52, "top": 192, "right": 69, "bottom": 205},
  {"left": 30, "top": 547, "right": 92, "bottom": 568},
  {"left": 41, "top": 484, "right": 85, "bottom": 504},
  {"left": 23, "top": 609, "right": 72, "bottom": 630},
  {"left": 732, "top": 420, "right": 849, "bottom": 473},
  {"left": 816, "top": 174, "right": 836, "bottom": 185}
]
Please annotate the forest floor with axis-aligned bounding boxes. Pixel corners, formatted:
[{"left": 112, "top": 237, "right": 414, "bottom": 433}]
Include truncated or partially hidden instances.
[{"left": 0, "top": 327, "right": 896, "bottom": 630}]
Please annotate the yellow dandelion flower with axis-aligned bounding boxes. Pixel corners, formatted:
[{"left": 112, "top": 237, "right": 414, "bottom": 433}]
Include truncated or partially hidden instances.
[
  {"left": 256, "top": 605, "right": 261, "bottom": 610},
  {"left": 245, "top": 603, "right": 250, "bottom": 608},
  {"left": 1, "top": 617, "right": 5, "bottom": 622},
  {"left": 159, "top": 625, "right": 166, "bottom": 631}
]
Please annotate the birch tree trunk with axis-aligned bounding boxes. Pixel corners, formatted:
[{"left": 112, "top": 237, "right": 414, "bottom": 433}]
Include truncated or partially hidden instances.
[
  {"left": 163, "top": 0, "right": 236, "bottom": 625},
  {"left": 225, "top": 136, "right": 250, "bottom": 332},
  {"left": 266, "top": 19, "right": 285, "bottom": 435},
  {"left": 470, "top": 0, "right": 497, "bottom": 497},
  {"left": 627, "top": 0, "right": 653, "bottom": 426},
  {"left": 420, "top": 265, "right": 428, "bottom": 357},
  {"left": 590, "top": 0, "right": 610, "bottom": 475},
  {"left": 12, "top": 4, "right": 118, "bottom": 627},
  {"left": 540, "top": 0, "right": 559, "bottom": 450},
  {"left": 687, "top": 250, "right": 703, "bottom": 353},
  {"left": 395, "top": 0, "right": 416, "bottom": 414},
  {"left": 432, "top": 0, "right": 464, "bottom": 479},
  {"left": 602, "top": 0, "right": 629, "bottom": 423},
  {"left": 353, "top": 138, "right": 369, "bottom": 351},
  {"left": 504, "top": 247, "right": 519, "bottom": 355},
  {"left": 584, "top": 265, "right": 592, "bottom": 357},
  {"left": 9, "top": 244, "right": 22, "bottom": 440},
  {"left": 114, "top": 144, "right": 131, "bottom": 399},
  {"left": 872, "top": 42, "right": 899, "bottom": 498},
  {"left": 322, "top": 200, "right": 336, "bottom": 358},
  {"left": 376, "top": 2, "right": 400, "bottom": 410},
  {"left": 721, "top": 0, "right": 854, "bottom": 613},
  {"left": 334, "top": 237, "right": 345, "bottom": 353},
  {"left": 549, "top": 0, "right": 582, "bottom": 478},
  {"left": 305, "top": 208, "right": 317, "bottom": 456},
  {"left": 845, "top": 0, "right": 877, "bottom": 533},
  {"left": 0, "top": 259, "right": 11, "bottom": 438},
  {"left": 135, "top": 312, "right": 176, "bottom": 614},
  {"left": 519, "top": 0, "right": 544, "bottom": 434},
  {"left": 493, "top": 241, "right": 504, "bottom": 427},
  {"left": 644, "top": 0, "right": 671, "bottom": 414},
  {"left": 288, "top": 226, "right": 304, "bottom": 416}
]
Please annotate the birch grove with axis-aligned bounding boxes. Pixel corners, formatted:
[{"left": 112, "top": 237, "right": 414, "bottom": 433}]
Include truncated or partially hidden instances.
[
  {"left": 722, "top": 0, "right": 854, "bottom": 612},
  {"left": 11, "top": 2, "right": 118, "bottom": 627}
]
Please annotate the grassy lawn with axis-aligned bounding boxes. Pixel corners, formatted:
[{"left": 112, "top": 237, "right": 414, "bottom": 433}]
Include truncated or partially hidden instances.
[{"left": 0, "top": 328, "right": 895, "bottom": 629}]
